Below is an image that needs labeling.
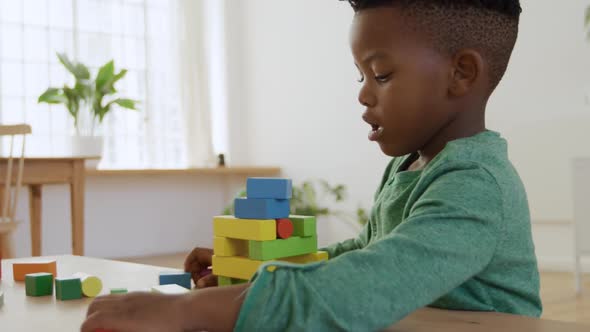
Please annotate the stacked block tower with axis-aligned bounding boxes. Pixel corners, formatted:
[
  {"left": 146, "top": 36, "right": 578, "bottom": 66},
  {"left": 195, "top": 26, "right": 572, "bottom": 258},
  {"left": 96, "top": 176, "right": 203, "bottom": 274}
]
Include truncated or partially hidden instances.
[{"left": 212, "top": 178, "right": 328, "bottom": 286}]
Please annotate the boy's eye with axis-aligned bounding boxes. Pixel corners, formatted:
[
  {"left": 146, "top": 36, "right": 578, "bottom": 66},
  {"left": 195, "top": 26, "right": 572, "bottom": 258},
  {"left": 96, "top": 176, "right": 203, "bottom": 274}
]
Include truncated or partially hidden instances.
[{"left": 374, "top": 73, "right": 392, "bottom": 83}]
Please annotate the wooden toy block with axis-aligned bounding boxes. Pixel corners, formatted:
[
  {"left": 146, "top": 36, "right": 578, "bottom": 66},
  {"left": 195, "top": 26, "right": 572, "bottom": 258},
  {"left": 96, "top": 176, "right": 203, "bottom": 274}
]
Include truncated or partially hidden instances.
[
  {"left": 13, "top": 260, "right": 57, "bottom": 281},
  {"left": 234, "top": 198, "right": 290, "bottom": 219},
  {"left": 159, "top": 272, "right": 191, "bottom": 290},
  {"left": 110, "top": 288, "right": 128, "bottom": 294},
  {"left": 1, "top": 254, "right": 2, "bottom": 279},
  {"left": 213, "top": 216, "right": 276, "bottom": 241},
  {"left": 72, "top": 272, "right": 102, "bottom": 298},
  {"left": 214, "top": 236, "right": 249, "bottom": 256},
  {"left": 217, "top": 276, "right": 232, "bottom": 286},
  {"left": 152, "top": 284, "right": 190, "bottom": 294},
  {"left": 213, "top": 252, "right": 328, "bottom": 280},
  {"left": 25, "top": 272, "right": 54, "bottom": 297},
  {"left": 249, "top": 235, "right": 318, "bottom": 261},
  {"left": 217, "top": 276, "right": 248, "bottom": 287},
  {"left": 246, "top": 178, "right": 292, "bottom": 199},
  {"left": 290, "top": 215, "right": 316, "bottom": 237},
  {"left": 55, "top": 277, "right": 82, "bottom": 301},
  {"left": 276, "top": 218, "right": 294, "bottom": 239},
  {"left": 212, "top": 255, "right": 260, "bottom": 280},
  {"left": 283, "top": 251, "right": 328, "bottom": 264}
]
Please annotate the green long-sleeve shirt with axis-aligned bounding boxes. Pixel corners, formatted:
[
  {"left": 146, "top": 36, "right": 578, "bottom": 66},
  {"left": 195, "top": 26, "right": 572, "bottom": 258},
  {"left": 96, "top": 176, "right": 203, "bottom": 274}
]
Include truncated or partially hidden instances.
[{"left": 235, "top": 130, "right": 542, "bottom": 331}]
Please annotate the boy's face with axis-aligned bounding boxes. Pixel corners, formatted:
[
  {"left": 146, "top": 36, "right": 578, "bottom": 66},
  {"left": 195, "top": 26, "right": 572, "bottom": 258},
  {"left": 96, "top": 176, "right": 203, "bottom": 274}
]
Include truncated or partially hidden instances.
[{"left": 351, "top": 7, "right": 454, "bottom": 157}]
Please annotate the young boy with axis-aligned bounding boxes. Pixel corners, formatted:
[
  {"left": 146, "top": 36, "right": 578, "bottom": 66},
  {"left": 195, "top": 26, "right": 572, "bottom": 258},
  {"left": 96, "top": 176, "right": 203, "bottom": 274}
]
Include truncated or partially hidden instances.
[{"left": 81, "top": 0, "right": 542, "bottom": 331}]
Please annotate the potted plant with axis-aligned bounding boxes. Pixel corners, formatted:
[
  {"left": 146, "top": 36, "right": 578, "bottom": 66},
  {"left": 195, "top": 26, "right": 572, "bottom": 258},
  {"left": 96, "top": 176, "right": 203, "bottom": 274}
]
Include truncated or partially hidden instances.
[{"left": 38, "top": 53, "right": 138, "bottom": 158}]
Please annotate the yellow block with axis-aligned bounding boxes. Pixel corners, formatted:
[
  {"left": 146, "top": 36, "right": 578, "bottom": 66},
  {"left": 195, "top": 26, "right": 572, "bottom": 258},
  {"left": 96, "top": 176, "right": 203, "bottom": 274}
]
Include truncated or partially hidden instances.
[
  {"left": 212, "top": 251, "right": 329, "bottom": 280},
  {"left": 213, "top": 216, "right": 276, "bottom": 241},
  {"left": 214, "top": 236, "right": 249, "bottom": 257},
  {"left": 282, "top": 251, "right": 328, "bottom": 264},
  {"left": 72, "top": 272, "right": 102, "bottom": 298}
]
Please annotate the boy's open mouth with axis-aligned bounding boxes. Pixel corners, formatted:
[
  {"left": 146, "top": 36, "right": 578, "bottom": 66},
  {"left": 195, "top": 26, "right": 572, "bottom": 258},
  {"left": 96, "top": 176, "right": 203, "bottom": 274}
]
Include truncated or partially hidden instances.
[
  {"left": 362, "top": 114, "right": 384, "bottom": 141},
  {"left": 369, "top": 124, "right": 384, "bottom": 141}
]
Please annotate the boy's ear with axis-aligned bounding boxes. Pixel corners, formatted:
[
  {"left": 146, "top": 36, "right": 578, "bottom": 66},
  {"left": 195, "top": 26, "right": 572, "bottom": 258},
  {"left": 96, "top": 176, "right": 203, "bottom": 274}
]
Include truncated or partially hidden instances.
[{"left": 448, "top": 49, "right": 484, "bottom": 97}]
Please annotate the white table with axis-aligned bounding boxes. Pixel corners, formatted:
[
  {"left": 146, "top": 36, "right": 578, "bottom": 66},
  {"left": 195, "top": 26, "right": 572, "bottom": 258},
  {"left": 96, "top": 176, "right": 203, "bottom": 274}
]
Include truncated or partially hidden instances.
[
  {"left": 1, "top": 255, "right": 588, "bottom": 331},
  {"left": 0, "top": 255, "right": 178, "bottom": 331}
]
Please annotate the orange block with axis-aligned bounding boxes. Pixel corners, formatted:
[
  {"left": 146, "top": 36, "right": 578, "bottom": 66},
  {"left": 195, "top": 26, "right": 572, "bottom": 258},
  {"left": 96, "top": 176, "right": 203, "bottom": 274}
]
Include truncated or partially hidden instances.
[{"left": 13, "top": 260, "right": 57, "bottom": 281}]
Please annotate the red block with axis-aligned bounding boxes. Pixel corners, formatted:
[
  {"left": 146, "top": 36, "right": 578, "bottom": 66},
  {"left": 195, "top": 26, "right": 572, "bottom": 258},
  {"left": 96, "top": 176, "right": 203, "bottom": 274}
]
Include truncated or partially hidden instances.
[{"left": 276, "top": 218, "right": 294, "bottom": 239}]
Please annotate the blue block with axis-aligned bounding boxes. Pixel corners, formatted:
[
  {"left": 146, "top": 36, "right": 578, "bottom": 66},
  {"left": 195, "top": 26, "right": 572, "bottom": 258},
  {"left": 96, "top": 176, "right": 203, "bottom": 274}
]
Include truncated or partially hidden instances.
[
  {"left": 246, "top": 178, "right": 292, "bottom": 199},
  {"left": 159, "top": 272, "right": 191, "bottom": 290},
  {"left": 234, "top": 198, "right": 290, "bottom": 219}
]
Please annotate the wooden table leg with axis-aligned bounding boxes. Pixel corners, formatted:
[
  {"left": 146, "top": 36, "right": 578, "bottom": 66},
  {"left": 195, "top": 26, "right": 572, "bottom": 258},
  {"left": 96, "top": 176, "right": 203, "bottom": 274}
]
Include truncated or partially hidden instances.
[
  {"left": 70, "top": 160, "right": 85, "bottom": 256},
  {"left": 29, "top": 185, "right": 42, "bottom": 257}
]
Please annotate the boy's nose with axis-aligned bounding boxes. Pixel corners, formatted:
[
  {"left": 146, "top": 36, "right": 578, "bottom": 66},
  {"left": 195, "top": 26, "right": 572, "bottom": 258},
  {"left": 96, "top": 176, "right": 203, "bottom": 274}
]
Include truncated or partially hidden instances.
[{"left": 358, "top": 85, "right": 376, "bottom": 107}]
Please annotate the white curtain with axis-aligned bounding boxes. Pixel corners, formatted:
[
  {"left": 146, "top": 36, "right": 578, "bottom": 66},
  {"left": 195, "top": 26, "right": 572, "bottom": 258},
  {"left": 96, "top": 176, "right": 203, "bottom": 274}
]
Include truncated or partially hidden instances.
[
  {"left": 101, "top": 0, "right": 216, "bottom": 168},
  {"left": 175, "top": 0, "right": 216, "bottom": 168}
]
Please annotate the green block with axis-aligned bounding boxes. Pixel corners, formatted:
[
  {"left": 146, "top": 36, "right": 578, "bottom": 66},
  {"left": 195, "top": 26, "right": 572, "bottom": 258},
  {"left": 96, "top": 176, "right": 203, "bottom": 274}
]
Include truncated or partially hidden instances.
[
  {"left": 110, "top": 288, "right": 128, "bottom": 294},
  {"left": 289, "top": 215, "right": 316, "bottom": 237},
  {"left": 25, "top": 273, "right": 54, "bottom": 297},
  {"left": 217, "top": 276, "right": 248, "bottom": 287},
  {"left": 249, "top": 235, "right": 318, "bottom": 261},
  {"left": 55, "top": 277, "right": 82, "bottom": 301}
]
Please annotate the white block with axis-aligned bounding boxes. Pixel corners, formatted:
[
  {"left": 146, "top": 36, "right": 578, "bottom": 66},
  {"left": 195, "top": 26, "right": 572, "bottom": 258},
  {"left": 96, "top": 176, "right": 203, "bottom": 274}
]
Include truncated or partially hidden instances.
[{"left": 151, "top": 284, "right": 189, "bottom": 295}]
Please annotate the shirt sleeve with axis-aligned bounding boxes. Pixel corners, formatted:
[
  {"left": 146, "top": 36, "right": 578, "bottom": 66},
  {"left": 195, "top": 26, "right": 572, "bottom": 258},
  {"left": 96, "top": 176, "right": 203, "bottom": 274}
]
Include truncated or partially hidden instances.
[
  {"left": 321, "top": 158, "right": 399, "bottom": 258},
  {"left": 234, "top": 164, "right": 503, "bottom": 331},
  {"left": 321, "top": 221, "right": 371, "bottom": 258}
]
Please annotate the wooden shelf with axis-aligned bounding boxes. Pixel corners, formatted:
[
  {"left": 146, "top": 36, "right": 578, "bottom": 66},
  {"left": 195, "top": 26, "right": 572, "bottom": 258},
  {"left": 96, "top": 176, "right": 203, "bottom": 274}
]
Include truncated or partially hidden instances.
[{"left": 86, "top": 166, "right": 282, "bottom": 177}]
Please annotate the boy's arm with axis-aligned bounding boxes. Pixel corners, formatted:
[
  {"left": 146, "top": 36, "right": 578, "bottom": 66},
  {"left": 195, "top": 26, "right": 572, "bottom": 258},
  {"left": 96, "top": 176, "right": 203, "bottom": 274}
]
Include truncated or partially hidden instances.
[
  {"left": 81, "top": 284, "right": 249, "bottom": 332},
  {"left": 233, "top": 165, "right": 505, "bottom": 331},
  {"left": 321, "top": 221, "right": 371, "bottom": 258}
]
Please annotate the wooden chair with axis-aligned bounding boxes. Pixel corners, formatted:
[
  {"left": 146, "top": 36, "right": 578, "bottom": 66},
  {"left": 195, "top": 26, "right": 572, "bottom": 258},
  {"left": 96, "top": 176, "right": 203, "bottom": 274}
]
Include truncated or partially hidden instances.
[{"left": 0, "top": 124, "right": 31, "bottom": 258}]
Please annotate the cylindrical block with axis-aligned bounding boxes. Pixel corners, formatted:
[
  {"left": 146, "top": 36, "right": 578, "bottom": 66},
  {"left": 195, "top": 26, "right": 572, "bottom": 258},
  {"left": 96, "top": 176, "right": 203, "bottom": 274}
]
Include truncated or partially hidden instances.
[
  {"left": 72, "top": 272, "right": 103, "bottom": 298},
  {"left": 276, "top": 218, "right": 294, "bottom": 239}
]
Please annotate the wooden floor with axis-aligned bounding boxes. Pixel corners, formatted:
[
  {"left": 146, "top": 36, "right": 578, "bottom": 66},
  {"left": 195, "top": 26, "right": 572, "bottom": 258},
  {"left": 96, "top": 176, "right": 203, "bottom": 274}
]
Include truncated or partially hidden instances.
[{"left": 120, "top": 253, "right": 590, "bottom": 325}]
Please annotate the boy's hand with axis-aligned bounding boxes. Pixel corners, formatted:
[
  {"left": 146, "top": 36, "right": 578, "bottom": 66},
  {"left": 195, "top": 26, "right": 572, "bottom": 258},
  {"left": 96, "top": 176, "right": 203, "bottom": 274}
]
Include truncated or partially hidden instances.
[
  {"left": 184, "top": 247, "right": 217, "bottom": 288},
  {"left": 80, "top": 292, "right": 190, "bottom": 332}
]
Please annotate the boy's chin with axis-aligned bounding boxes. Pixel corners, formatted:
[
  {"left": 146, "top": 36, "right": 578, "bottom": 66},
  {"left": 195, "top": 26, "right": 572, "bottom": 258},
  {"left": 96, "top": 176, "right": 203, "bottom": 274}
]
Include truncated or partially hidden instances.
[{"left": 378, "top": 142, "right": 410, "bottom": 157}]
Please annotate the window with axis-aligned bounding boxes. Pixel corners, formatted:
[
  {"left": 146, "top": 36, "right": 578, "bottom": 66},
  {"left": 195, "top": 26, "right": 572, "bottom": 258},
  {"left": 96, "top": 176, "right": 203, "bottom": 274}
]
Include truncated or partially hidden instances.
[{"left": 0, "top": 0, "right": 221, "bottom": 168}]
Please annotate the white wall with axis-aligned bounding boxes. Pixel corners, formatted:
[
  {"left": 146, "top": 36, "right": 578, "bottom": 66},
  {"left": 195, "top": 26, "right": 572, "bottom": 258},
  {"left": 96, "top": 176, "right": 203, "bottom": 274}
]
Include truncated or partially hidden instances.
[
  {"left": 11, "top": 175, "right": 234, "bottom": 258},
  {"left": 225, "top": 0, "right": 590, "bottom": 271}
]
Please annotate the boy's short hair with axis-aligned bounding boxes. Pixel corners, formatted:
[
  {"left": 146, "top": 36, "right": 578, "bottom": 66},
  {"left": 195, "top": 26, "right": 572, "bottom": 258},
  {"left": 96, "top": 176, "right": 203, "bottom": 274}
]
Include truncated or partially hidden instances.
[{"left": 345, "top": 0, "right": 522, "bottom": 92}]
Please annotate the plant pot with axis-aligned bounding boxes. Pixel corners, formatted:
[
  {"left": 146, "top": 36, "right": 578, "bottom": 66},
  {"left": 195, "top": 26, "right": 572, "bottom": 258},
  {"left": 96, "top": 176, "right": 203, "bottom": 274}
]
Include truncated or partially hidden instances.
[{"left": 71, "top": 136, "right": 103, "bottom": 168}]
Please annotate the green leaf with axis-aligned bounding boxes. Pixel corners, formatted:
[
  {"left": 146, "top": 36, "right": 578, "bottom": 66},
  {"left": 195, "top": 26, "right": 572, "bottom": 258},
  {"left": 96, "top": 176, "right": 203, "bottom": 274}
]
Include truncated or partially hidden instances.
[
  {"left": 74, "top": 81, "right": 92, "bottom": 100},
  {"left": 62, "top": 86, "right": 80, "bottom": 120},
  {"left": 57, "top": 53, "right": 90, "bottom": 80},
  {"left": 74, "top": 63, "right": 91, "bottom": 80},
  {"left": 356, "top": 207, "right": 369, "bottom": 225},
  {"left": 113, "top": 69, "right": 127, "bottom": 83},
  {"left": 112, "top": 98, "right": 138, "bottom": 109},
  {"left": 95, "top": 60, "right": 115, "bottom": 92},
  {"left": 38, "top": 88, "right": 68, "bottom": 104}
]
